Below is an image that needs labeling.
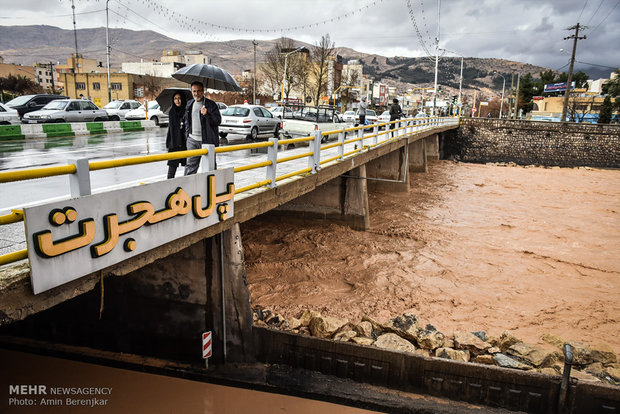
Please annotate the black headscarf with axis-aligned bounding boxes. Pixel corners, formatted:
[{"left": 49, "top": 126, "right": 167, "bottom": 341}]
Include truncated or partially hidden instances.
[{"left": 166, "top": 92, "right": 187, "bottom": 150}]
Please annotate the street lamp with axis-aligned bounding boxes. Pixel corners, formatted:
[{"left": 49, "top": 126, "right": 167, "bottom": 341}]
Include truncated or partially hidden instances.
[
  {"left": 440, "top": 48, "right": 463, "bottom": 116},
  {"left": 493, "top": 71, "right": 506, "bottom": 119},
  {"left": 106, "top": 0, "right": 111, "bottom": 104},
  {"left": 281, "top": 46, "right": 304, "bottom": 104}
]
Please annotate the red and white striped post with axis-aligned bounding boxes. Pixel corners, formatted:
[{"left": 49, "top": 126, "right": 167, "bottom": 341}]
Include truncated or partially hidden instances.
[{"left": 202, "top": 331, "right": 212, "bottom": 368}]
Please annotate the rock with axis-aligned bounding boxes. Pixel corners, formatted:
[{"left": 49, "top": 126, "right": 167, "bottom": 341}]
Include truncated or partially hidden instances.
[
  {"left": 589, "top": 343, "right": 617, "bottom": 365},
  {"left": 435, "top": 347, "right": 470, "bottom": 362},
  {"left": 334, "top": 330, "right": 357, "bottom": 342},
  {"left": 542, "top": 333, "right": 565, "bottom": 349},
  {"left": 493, "top": 354, "right": 532, "bottom": 370},
  {"left": 499, "top": 331, "right": 521, "bottom": 351},
  {"left": 297, "top": 309, "right": 322, "bottom": 327},
  {"left": 287, "top": 317, "right": 302, "bottom": 330},
  {"left": 254, "top": 319, "right": 267, "bottom": 327},
  {"left": 584, "top": 362, "right": 604, "bottom": 376},
  {"left": 352, "top": 321, "right": 373, "bottom": 338},
  {"left": 374, "top": 333, "right": 416, "bottom": 354},
  {"left": 298, "top": 327, "right": 311, "bottom": 336},
  {"left": 417, "top": 325, "right": 446, "bottom": 350},
  {"left": 566, "top": 341, "right": 591, "bottom": 365},
  {"left": 351, "top": 337, "right": 375, "bottom": 346},
  {"left": 361, "top": 315, "right": 385, "bottom": 332},
  {"left": 472, "top": 331, "right": 487, "bottom": 342},
  {"left": 443, "top": 337, "right": 455, "bottom": 348},
  {"left": 453, "top": 331, "right": 490, "bottom": 355},
  {"left": 265, "top": 313, "right": 284, "bottom": 326},
  {"left": 414, "top": 349, "right": 431, "bottom": 357},
  {"left": 571, "top": 369, "right": 601, "bottom": 383},
  {"left": 604, "top": 364, "right": 620, "bottom": 382},
  {"left": 487, "top": 347, "right": 501, "bottom": 354},
  {"left": 473, "top": 355, "right": 495, "bottom": 365},
  {"left": 539, "top": 367, "right": 560, "bottom": 376},
  {"left": 507, "top": 343, "right": 560, "bottom": 368},
  {"left": 309, "top": 316, "right": 347, "bottom": 338},
  {"left": 382, "top": 313, "right": 420, "bottom": 343},
  {"left": 487, "top": 335, "right": 500, "bottom": 347}
]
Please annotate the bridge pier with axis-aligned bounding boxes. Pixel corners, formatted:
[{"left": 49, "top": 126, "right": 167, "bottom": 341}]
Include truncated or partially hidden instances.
[
  {"left": 408, "top": 138, "right": 427, "bottom": 173},
  {"left": 365, "top": 145, "right": 409, "bottom": 192},
  {"left": 425, "top": 134, "right": 440, "bottom": 161},
  {"left": 273, "top": 165, "right": 370, "bottom": 231}
]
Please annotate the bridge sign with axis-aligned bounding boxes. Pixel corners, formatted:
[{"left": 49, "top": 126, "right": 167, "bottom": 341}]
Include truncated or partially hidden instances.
[{"left": 23, "top": 168, "right": 235, "bottom": 294}]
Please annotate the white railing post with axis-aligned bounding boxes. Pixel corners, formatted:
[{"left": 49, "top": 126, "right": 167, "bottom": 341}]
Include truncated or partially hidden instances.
[
  {"left": 267, "top": 138, "right": 278, "bottom": 188},
  {"left": 309, "top": 130, "right": 322, "bottom": 173},
  {"left": 358, "top": 124, "right": 364, "bottom": 149},
  {"left": 373, "top": 124, "right": 379, "bottom": 146},
  {"left": 69, "top": 158, "right": 91, "bottom": 197},
  {"left": 338, "top": 127, "right": 345, "bottom": 160},
  {"left": 199, "top": 144, "right": 216, "bottom": 173}
]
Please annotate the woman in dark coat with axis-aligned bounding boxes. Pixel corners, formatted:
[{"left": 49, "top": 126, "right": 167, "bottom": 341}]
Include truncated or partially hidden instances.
[{"left": 166, "top": 92, "right": 187, "bottom": 179}]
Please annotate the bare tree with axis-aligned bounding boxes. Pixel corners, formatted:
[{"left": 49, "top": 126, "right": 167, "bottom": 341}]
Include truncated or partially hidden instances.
[
  {"left": 339, "top": 68, "right": 360, "bottom": 110},
  {"left": 260, "top": 37, "right": 296, "bottom": 100},
  {"left": 140, "top": 74, "right": 164, "bottom": 101},
  {"left": 309, "top": 34, "right": 335, "bottom": 105},
  {"left": 568, "top": 94, "right": 596, "bottom": 122}
]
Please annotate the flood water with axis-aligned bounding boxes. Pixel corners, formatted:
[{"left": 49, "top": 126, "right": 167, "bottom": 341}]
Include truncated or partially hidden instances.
[
  {"left": 243, "top": 161, "right": 620, "bottom": 354},
  {"left": 0, "top": 349, "right": 379, "bottom": 414}
]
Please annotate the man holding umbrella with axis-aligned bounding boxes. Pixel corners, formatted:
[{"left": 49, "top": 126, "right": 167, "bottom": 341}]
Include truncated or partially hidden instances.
[{"left": 184, "top": 81, "right": 222, "bottom": 175}]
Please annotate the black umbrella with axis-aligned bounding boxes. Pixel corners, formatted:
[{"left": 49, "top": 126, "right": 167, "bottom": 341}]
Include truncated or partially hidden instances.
[
  {"left": 172, "top": 63, "right": 242, "bottom": 92},
  {"left": 155, "top": 87, "right": 193, "bottom": 114}
]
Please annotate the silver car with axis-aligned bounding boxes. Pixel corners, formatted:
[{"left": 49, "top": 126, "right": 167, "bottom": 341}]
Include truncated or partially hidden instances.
[
  {"left": 22, "top": 99, "right": 108, "bottom": 123},
  {"left": 220, "top": 104, "right": 280, "bottom": 140},
  {"left": 0, "top": 103, "right": 20, "bottom": 125},
  {"left": 124, "top": 101, "right": 169, "bottom": 126},
  {"left": 104, "top": 100, "right": 142, "bottom": 121}
]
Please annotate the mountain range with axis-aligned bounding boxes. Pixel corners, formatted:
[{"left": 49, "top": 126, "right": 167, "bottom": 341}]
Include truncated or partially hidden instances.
[{"left": 1, "top": 25, "right": 560, "bottom": 97}]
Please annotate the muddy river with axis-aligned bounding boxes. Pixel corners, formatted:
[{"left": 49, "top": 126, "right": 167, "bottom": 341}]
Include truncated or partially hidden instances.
[{"left": 243, "top": 161, "right": 620, "bottom": 354}]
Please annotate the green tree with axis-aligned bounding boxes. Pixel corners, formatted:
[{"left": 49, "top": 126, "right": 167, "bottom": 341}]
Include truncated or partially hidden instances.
[
  {"left": 557, "top": 70, "right": 589, "bottom": 88},
  {"left": 602, "top": 69, "right": 620, "bottom": 112},
  {"left": 598, "top": 95, "right": 613, "bottom": 124},
  {"left": 517, "top": 73, "right": 539, "bottom": 113}
]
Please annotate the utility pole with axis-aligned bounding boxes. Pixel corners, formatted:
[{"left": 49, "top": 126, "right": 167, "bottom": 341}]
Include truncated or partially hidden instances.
[
  {"left": 49, "top": 61, "right": 56, "bottom": 93},
  {"left": 106, "top": 0, "right": 112, "bottom": 104},
  {"left": 253, "top": 40, "right": 257, "bottom": 105},
  {"left": 561, "top": 23, "right": 586, "bottom": 122},
  {"left": 514, "top": 73, "right": 520, "bottom": 119},
  {"left": 509, "top": 73, "right": 514, "bottom": 118},
  {"left": 71, "top": 0, "right": 79, "bottom": 99},
  {"left": 432, "top": 0, "right": 441, "bottom": 116}
]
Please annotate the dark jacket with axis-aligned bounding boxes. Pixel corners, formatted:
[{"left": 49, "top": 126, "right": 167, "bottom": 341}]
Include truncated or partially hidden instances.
[
  {"left": 389, "top": 102, "right": 403, "bottom": 121},
  {"left": 185, "top": 97, "right": 222, "bottom": 146},
  {"left": 166, "top": 94, "right": 187, "bottom": 151}
]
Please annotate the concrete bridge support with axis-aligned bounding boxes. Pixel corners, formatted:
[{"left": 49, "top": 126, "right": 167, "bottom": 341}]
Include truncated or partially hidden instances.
[
  {"left": 274, "top": 165, "right": 370, "bottom": 231},
  {"left": 425, "top": 134, "right": 440, "bottom": 161},
  {"left": 365, "top": 145, "right": 409, "bottom": 193},
  {"left": 408, "top": 138, "right": 427, "bottom": 173}
]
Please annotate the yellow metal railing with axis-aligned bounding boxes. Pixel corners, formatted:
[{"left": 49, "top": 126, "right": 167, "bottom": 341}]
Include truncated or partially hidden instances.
[{"left": 0, "top": 116, "right": 458, "bottom": 265}]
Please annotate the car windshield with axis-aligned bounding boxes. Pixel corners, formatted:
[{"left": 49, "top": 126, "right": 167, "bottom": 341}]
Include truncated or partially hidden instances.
[
  {"left": 344, "top": 111, "right": 354, "bottom": 115},
  {"left": 104, "top": 101, "right": 122, "bottom": 109},
  {"left": 6, "top": 95, "right": 33, "bottom": 107},
  {"left": 43, "top": 100, "right": 68, "bottom": 110},
  {"left": 223, "top": 107, "right": 250, "bottom": 117},
  {"left": 381, "top": 111, "right": 389, "bottom": 116},
  {"left": 367, "top": 110, "right": 376, "bottom": 116},
  {"left": 147, "top": 101, "right": 159, "bottom": 109}
]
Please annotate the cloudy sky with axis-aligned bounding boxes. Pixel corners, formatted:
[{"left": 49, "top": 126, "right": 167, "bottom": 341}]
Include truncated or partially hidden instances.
[{"left": 2, "top": 0, "right": 619, "bottom": 77}]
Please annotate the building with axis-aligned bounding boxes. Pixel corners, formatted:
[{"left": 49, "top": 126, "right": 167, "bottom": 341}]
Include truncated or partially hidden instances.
[
  {"left": 0, "top": 62, "right": 35, "bottom": 80},
  {"left": 372, "top": 82, "right": 388, "bottom": 106},
  {"left": 121, "top": 61, "right": 186, "bottom": 78},
  {"left": 161, "top": 50, "right": 209, "bottom": 65},
  {"left": 34, "top": 63, "right": 58, "bottom": 92},
  {"left": 326, "top": 55, "right": 343, "bottom": 98},
  {"left": 530, "top": 91, "right": 617, "bottom": 123},
  {"left": 59, "top": 72, "right": 186, "bottom": 107},
  {"left": 57, "top": 54, "right": 100, "bottom": 74}
]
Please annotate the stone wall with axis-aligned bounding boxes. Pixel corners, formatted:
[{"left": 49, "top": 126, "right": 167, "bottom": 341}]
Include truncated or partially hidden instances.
[{"left": 443, "top": 118, "right": 620, "bottom": 168}]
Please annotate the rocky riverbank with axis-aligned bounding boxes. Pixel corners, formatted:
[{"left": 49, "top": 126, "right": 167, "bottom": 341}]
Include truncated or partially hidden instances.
[{"left": 253, "top": 307, "right": 620, "bottom": 386}]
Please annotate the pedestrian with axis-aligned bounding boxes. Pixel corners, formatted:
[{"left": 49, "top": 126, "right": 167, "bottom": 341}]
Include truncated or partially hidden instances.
[
  {"left": 389, "top": 98, "right": 403, "bottom": 137},
  {"left": 358, "top": 95, "right": 368, "bottom": 126},
  {"left": 184, "top": 81, "right": 222, "bottom": 175},
  {"left": 165, "top": 92, "right": 187, "bottom": 179}
]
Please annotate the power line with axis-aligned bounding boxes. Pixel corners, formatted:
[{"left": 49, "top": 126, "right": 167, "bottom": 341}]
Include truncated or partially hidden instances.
[
  {"left": 575, "top": 60, "right": 620, "bottom": 70},
  {"left": 577, "top": 0, "right": 589, "bottom": 22},
  {"left": 588, "top": 0, "right": 620, "bottom": 36},
  {"left": 586, "top": 0, "right": 605, "bottom": 25}
]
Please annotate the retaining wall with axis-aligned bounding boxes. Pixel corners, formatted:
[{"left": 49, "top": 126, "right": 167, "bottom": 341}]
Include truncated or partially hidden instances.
[
  {"left": 443, "top": 118, "right": 620, "bottom": 168},
  {"left": 0, "top": 120, "right": 157, "bottom": 140}
]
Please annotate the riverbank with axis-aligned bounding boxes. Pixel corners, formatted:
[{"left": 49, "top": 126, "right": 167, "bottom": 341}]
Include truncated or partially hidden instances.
[{"left": 242, "top": 161, "right": 620, "bottom": 356}]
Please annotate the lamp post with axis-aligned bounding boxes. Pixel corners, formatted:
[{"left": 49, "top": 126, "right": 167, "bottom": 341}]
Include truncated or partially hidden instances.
[
  {"left": 440, "top": 48, "right": 463, "bottom": 116},
  {"left": 281, "top": 46, "right": 304, "bottom": 104},
  {"left": 105, "top": 0, "right": 111, "bottom": 104},
  {"left": 494, "top": 71, "right": 506, "bottom": 118}
]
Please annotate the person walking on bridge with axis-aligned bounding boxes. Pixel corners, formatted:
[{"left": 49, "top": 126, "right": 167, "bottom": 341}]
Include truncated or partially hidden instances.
[
  {"left": 165, "top": 92, "right": 187, "bottom": 179},
  {"left": 358, "top": 95, "right": 368, "bottom": 126},
  {"left": 184, "top": 81, "right": 222, "bottom": 175},
  {"left": 389, "top": 98, "right": 404, "bottom": 137}
]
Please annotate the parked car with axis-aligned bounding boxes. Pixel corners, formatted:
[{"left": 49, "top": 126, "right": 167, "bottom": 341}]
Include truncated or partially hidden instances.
[
  {"left": 22, "top": 99, "right": 108, "bottom": 123},
  {"left": 378, "top": 110, "right": 391, "bottom": 127},
  {"left": 0, "top": 103, "right": 20, "bottom": 124},
  {"left": 220, "top": 104, "right": 280, "bottom": 140},
  {"left": 269, "top": 106, "right": 294, "bottom": 119},
  {"left": 124, "top": 101, "right": 168, "bottom": 126},
  {"left": 103, "top": 100, "right": 142, "bottom": 121},
  {"left": 6, "top": 94, "right": 69, "bottom": 117},
  {"left": 355, "top": 109, "right": 378, "bottom": 125},
  {"left": 342, "top": 110, "right": 356, "bottom": 122},
  {"left": 280, "top": 105, "right": 345, "bottom": 143},
  {"left": 216, "top": 102, "right": 227, "bottom": 111}
]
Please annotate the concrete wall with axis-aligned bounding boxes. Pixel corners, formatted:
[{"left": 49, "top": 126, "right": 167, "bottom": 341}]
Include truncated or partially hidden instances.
[{"left": 443, "top": 118, "right": 620, "bottom": 168}]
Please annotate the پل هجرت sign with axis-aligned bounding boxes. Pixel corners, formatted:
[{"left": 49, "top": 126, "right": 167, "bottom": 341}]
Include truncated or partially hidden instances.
[{"left": 24, "top": 168, "right": 234, "bottom": 294}]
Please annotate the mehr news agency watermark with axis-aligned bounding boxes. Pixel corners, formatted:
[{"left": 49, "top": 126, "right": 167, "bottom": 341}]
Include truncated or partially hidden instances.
[{"left": 8, "top": 385, "right": 112, "bottom": 408}]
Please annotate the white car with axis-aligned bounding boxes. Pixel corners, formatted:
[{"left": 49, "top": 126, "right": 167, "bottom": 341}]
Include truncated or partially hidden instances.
[
  {"left": 103, "top": 100, "right": 142, "bottom": 121},
  {"left": 342, "top": 110, "right": 356, "bottom": 122},
  {"left": 0, "top": 103, "right": 20, "bottom": 124},
  {"left": 378, "top": 110, "right": 391, "bottom": 126},
  {"left": 355, "top": 109, "right": 378, "bottom": 126},
  {"left": 220, "top": 104, "right": 280, "bottom": 140},
  {"left": 269, "top": 106, "right": 294, "bottom": 119},
  {"left": 124, "top": 101, "right": 168, "bottom": 126}
]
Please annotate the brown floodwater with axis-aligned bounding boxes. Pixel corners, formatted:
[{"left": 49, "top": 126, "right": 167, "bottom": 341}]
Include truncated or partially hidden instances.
[
  {"left": 0, "top": 349, "right": 379, "bottom": 414},
  {"left": 243, "top": 161, "right": 620, "bottom": 354}
]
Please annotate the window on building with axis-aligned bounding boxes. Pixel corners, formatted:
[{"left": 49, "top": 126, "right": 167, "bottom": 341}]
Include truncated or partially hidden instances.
[
  {"left": 111, "top": 83, "right": 122, "bottom": 90},
  {"left": 93, "top": 82, "right": 101, "bottom": 90},
  {"left": 134, "top": 87, "right": 144, "bottom": 97},
  {"left": 76, "top": 82, "right": 86, "bottom": 90}
]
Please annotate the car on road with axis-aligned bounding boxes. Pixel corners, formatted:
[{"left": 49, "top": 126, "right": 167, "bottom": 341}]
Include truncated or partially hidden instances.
[
  {"left": 6, "top": 94, "right": 69, "bottom": 117},
  {"left": 378, "top": 110, "right": 391, "bottom": 128},
  {"left": 216, "top": 102, "right": 227, "bottom": 111},
  {"left": 220, "top": 104, "right": 280, "bottom": 140},
  {"left": 22, "top": 99, "right": 108, "bottom": 123},
  {"left": 0, "top": 103, "right": 20, "bottom": 124},
  {"left": 355, "top": 109, "right": 378, "bottom": 126},
  {"left": 103, "top": 100, "right": 142, "bottom": 121},
  {"left": 342, "top": 110, "right": 356, "bottom": 123},
  {"left": 269, "top": 106, "right": 294, "bottom": 119},
  {"left": 124, "top": 101, "right": 168, "bottom": 126}
]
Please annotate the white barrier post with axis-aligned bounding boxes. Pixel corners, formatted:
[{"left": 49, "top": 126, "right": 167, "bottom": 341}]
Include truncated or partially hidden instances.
[
  {"left": 267, "top": 138, "right": 278, "bottom": 188},
  {"left": 200, "top": 144, "right": 216, "bottom": 173},
  {"left": 68, "top": 158, "right": 92, "bottom": 197},
  {"left": 338, "top": 127, "right": 346, "bottom": 160}
]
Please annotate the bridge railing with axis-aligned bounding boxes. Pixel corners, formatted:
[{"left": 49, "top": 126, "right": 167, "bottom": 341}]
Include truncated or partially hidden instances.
[{"left": 0, "top": 116, "right": 458, "bottom": 266}]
